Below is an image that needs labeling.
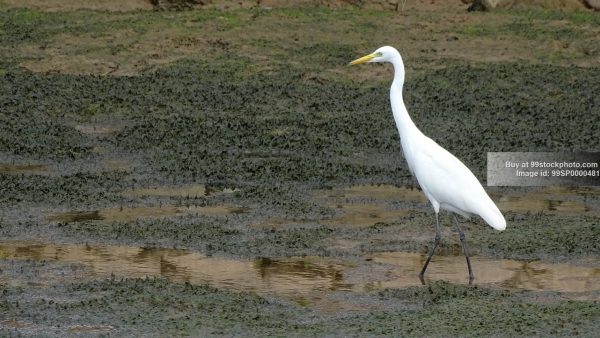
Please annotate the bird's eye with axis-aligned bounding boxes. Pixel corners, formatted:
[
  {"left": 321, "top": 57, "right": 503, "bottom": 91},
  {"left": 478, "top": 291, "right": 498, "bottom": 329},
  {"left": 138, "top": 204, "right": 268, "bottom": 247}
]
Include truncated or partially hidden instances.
[{"left": 374, "top": 52, "right": 383, "bottom": 57}]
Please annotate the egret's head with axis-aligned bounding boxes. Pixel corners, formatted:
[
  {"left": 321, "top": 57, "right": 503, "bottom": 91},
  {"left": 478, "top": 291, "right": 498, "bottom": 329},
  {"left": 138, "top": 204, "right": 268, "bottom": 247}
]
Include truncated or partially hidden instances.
[{"left": 349, "top": 46, "right": 400, "bottom": 65}]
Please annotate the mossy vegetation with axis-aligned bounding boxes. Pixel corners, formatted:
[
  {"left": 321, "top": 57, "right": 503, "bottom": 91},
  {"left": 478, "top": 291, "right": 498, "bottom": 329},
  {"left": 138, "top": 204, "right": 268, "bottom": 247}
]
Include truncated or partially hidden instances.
[{"left": 0, "top": 1, "right": 598, "bottom": 336}]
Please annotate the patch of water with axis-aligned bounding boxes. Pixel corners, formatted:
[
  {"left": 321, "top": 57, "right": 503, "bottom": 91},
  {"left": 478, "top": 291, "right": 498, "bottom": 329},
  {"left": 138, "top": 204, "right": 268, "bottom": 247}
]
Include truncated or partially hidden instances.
[
  {"left": 0, "top": 242, "right": 350, "bottom": 298},
  {"left": 323, "top": 204, "right": 410, "bottom": 227},
  {"left": 0, "top": 242, "right": 597, "bottom": 301},
  {"left": 369, "top": 252, "right": 600, "bottom": 294},
  {"left": 47, "top": 205, "right": 248, "bottom": 223},
  {"left": 314, "top": 185, "right": 426, "bottom": 202},
  {"left": 253, "top": 204, "right": 411, "bottom": 229},
  {"left": 124, "top": 184, "right": 238, "bottom": 198},
  {"left": 496, "top": 186, "right": 600, "bottom": 214}
]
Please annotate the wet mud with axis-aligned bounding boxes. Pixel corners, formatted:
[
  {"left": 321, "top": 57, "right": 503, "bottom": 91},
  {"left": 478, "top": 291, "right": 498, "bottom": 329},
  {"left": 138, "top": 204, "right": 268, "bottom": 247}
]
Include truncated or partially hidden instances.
[
  {"left": 1, "top": 2, "right": 599, "bottom": 336},
  {"left": 0, "top": 270, "right": 597, "bottom": 336}
]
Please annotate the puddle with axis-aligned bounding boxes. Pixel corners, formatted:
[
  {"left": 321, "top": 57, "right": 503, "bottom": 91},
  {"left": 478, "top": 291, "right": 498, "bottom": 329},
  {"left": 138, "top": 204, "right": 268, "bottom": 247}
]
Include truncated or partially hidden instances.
[
  {"left": 498, "top": 197, "right": 589, "bottom": 214},
  {"left": 313, "top": 185, "right": 427, "bottom": 228},
  {"left": 369, "top": 252, "right": 600, "bottom": 294},
  {"left": 496, "top": 186, "right": 600, "bottom": 215},
  {"left": 47, "top": 205, "right": 248, "bottom": 223},
  {"left": 323, "top": 204, "right": 410, "bottom": 227},
  {"left": 0, "top": 242, "right": 597, "bottom": 304},
  {"left": 0, "top": 242, "right": 350, "bottom": 300},
  {"left": 252, "top": 204, "right": 411, "bottom": 230},
  {"left": 0, "top": 163, "right": 49, "bottom": 175},
  {"left": 48, "top": 210, "right": 103, "bottom": 223},
  {"left": 124, "top": 184, "right": 238, "bottom": 198},
  {"left": 314, "top": 185, "right": 427, "bottom": 203}
]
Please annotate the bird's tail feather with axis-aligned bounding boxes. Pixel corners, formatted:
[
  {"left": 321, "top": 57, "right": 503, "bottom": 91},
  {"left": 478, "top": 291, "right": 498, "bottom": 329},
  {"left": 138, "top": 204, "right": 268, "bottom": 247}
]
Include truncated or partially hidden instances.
[{"left": 481, "top": 207, "right": 506, "bottom": 231}]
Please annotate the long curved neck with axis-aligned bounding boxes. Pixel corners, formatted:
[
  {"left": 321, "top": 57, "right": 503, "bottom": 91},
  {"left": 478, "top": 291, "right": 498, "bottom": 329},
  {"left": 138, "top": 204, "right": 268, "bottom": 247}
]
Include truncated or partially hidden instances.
[{"left": 389, "top": 57, "right": 418, "bottom": 139}]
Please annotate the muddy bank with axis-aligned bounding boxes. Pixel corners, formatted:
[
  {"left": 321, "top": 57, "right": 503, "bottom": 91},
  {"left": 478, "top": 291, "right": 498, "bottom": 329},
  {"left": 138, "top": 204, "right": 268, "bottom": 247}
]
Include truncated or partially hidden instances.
[{"left": 1, "top": 6, "right": 598, "bottom": 77}]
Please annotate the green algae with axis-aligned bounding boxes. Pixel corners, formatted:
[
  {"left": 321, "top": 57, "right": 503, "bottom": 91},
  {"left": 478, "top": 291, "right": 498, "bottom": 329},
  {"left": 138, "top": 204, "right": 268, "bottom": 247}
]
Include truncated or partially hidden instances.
[
  {"left": 0, "top": 60, "right": 598, "bottom": 260},
  {"left": 0, "top": 277, "right": 597, "bottom": 337}
]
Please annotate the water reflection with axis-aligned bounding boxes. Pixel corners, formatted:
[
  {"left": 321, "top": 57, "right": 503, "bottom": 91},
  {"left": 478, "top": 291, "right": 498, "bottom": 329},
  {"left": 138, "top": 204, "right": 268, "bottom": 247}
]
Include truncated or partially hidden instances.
[
  {"left": 47, "top": 205, "right": 248, "bottom": 223},
  {"left": 370, "top": 252, "right": 600, "bottom": 293},
  {"left": 0, "top": 242, "right": 597, "bottom": 299},
  {"left": 0, "top": 242, "right": 348, "bottom": 298},
  {"left": 255, "top": 257, "right": 354, "bottom": 291}
]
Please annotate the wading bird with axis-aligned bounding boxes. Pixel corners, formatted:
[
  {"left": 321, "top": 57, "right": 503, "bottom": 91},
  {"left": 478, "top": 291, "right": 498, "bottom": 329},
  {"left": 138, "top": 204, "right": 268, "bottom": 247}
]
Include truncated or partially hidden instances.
[{"left": 350, "top": 46, "right": 506, "bottom": 283}]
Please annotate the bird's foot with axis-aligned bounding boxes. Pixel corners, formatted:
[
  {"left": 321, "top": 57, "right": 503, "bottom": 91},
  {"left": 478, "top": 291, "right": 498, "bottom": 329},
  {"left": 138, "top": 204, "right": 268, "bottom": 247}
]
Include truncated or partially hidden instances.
[
  {"left": 418, "top": 273, "right": 426, "bottom": 285},
  {"left": 468, "top": 275, "right": 475, "bottom": 286}
]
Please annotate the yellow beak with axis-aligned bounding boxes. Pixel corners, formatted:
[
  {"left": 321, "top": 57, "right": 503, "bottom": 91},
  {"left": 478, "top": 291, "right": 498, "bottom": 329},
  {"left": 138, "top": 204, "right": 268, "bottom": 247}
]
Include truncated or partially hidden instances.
[{"left": 349, "top": 53, "right": 376, "bottom": 66}]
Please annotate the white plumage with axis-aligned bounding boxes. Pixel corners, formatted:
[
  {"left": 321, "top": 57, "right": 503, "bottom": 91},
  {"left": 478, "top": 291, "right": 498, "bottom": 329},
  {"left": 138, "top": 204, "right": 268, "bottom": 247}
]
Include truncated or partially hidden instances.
[{"left": 350, "top": 46, "right": 506, "bottom": 282}]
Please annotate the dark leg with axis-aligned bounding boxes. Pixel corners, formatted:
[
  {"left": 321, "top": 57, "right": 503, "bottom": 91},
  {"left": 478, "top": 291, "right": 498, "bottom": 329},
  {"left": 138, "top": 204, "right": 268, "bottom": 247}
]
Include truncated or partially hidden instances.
[
  {"left": 419, "top": 212, "right": 441, "bottom": 284},
  {"left": 453, "top": 215, "right": 474, "bottom": 284}
]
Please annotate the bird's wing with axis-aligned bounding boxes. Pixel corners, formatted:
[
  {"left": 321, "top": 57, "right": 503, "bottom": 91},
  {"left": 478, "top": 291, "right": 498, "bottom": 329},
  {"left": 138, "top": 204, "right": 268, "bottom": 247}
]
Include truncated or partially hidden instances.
[{"left": 410, "top": 136, "right": 505, "bottom": 230}]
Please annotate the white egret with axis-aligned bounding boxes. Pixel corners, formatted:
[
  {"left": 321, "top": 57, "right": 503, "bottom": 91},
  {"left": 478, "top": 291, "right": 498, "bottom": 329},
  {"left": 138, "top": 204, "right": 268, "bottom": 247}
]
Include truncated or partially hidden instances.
[{"left": 350, "top": 46, "right": 506, "bottom": 283}]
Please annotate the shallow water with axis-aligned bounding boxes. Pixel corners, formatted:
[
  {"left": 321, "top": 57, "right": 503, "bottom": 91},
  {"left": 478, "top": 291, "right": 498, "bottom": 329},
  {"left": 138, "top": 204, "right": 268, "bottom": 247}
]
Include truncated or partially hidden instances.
[
  {"left": 47, "top": 205, "right": 248, "bottom": 223},
  {"left": 370, "top": 252, "right": 599, "bottom": 294},
  {"left": 496, "top": 186, "right": 600, "bottom": 215},
  {"left": 1, "top": 241, "right": 597, "bottom": 301}
]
